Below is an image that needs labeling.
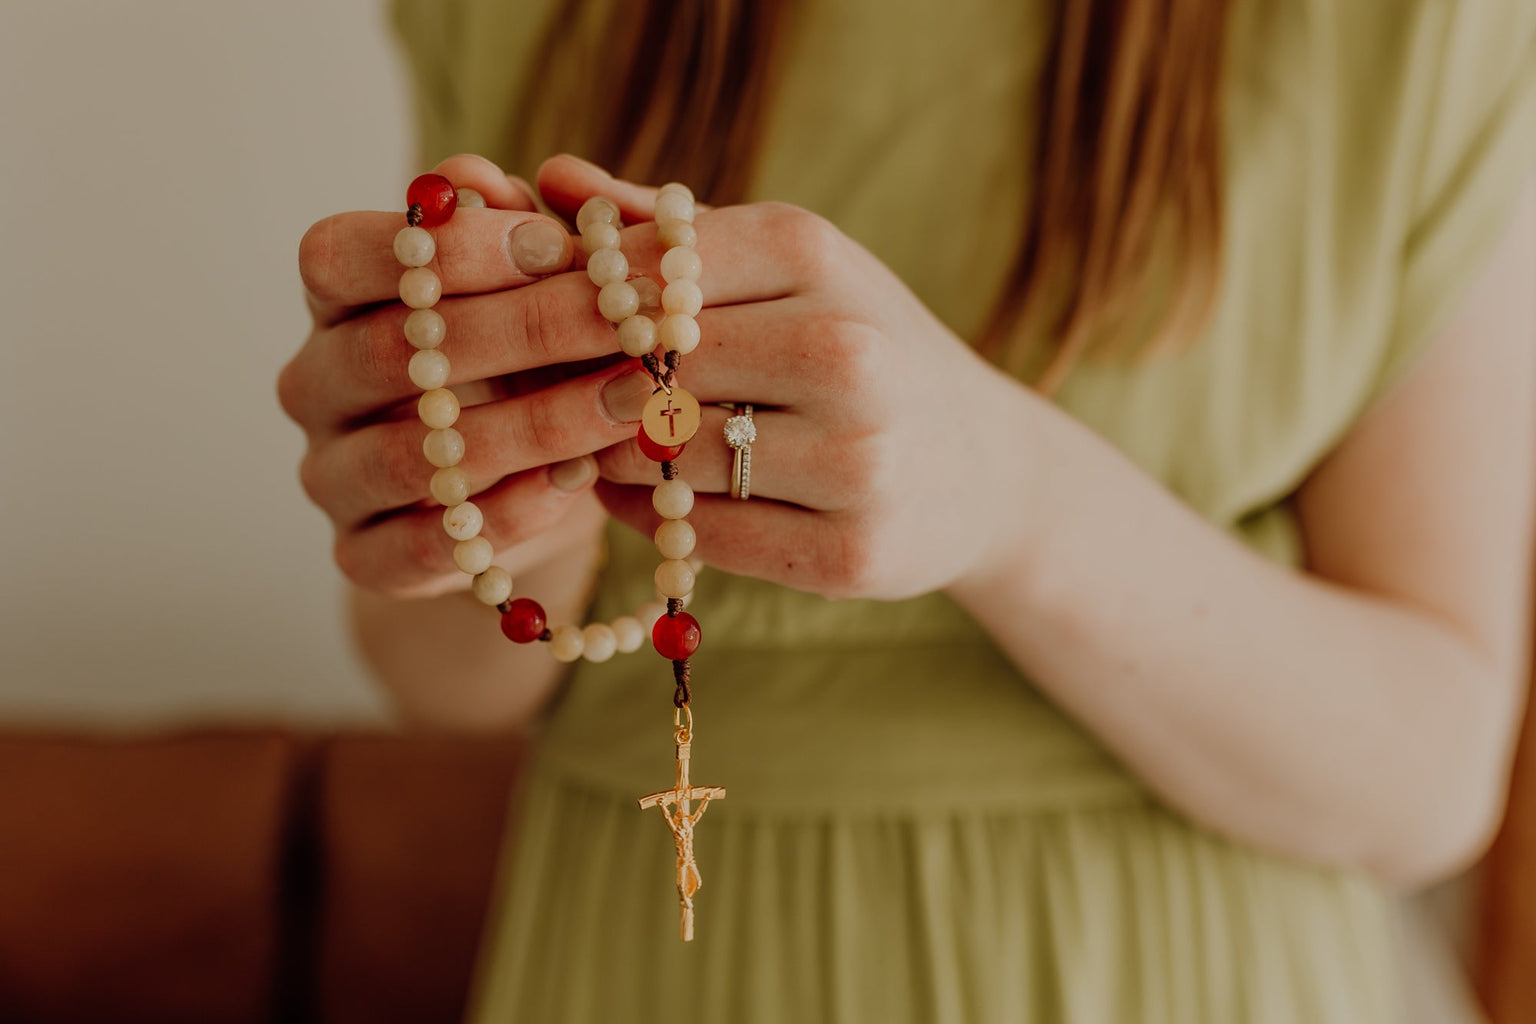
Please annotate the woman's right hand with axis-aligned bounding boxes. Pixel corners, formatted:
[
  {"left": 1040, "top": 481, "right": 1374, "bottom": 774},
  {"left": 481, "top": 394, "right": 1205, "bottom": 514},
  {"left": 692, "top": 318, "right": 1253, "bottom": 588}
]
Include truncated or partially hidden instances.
[{"left": 279, "top": 154, "right": 658, "bottom": 600}]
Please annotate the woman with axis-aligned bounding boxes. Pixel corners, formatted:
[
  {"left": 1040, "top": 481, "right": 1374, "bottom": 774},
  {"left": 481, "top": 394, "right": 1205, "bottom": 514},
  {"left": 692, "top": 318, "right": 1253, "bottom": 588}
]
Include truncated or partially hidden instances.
[{"left": 280, "top": 1, "right": 1535, "bottom": 1020}]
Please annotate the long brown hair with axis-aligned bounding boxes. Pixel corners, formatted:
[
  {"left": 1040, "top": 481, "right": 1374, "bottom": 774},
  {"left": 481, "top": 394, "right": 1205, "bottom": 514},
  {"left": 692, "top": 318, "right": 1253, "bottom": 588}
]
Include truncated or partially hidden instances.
[{"left": 516, "top": 0, "right": 1229, "bottom": 391}]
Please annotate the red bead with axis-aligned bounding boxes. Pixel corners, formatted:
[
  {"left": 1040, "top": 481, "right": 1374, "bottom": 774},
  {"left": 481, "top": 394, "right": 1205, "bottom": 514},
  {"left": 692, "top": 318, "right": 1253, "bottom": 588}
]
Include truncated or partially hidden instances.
[
  {"left": 652, "top": 612, "right": 701, "bottom": 660},
  {"left": 407, "top": 173, "right": 458, "bottom": 227},
  {"left": 637, "top": 426, "right": 685, "bottom": 463},
  {"left": 500, "top": 598, "right": 547, "bottom": 644}
]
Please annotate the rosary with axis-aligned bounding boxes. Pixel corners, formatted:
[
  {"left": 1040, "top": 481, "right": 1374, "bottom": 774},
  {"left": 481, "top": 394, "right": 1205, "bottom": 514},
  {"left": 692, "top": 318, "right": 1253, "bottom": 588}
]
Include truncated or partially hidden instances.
[{"left": 394, "top": 173, "right": 726, "bottom": 941}]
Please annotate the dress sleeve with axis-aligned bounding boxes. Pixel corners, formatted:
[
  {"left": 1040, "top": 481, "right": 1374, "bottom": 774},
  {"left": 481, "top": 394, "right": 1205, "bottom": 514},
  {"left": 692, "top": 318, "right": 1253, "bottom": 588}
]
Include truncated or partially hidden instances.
[
  {"left": 389, "top": 0, "right": 467, "bottom": 166},
  {"left": 1373, "top": 3, "right": 1536, "bottom": 397}
]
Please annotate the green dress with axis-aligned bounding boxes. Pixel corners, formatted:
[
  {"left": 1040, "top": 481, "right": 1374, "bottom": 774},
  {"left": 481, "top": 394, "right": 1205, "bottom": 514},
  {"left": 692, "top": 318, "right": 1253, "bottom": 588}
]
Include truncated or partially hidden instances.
[{"left": 390, "top": 1, "right": 1536, "bottom": 1020}]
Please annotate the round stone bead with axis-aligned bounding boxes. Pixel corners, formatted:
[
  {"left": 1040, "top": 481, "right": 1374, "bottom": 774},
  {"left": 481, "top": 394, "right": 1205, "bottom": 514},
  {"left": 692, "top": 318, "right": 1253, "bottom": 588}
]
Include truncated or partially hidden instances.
[
  {"left": 406, "top": 173, "right": 457, "bottom": 227},
  {"left": 658, "top": 314, "right": 700, "bottom": 354},
  {"left": 616, "top": 315, "right": 657, "bottom": 358},
  {"left": 597, "top": 281, "right": 640, "bottom": 323},
  {"left": 657, "top": 220, "right": 697, "bottom": 250},
  {"left": 652, "top": 479, "right": 694, "bottom": 519},
  {"left": 636, "top": 426, "right": 684, "bottom": 462},
  {"left": 453, "top": 536, "right": 494, "bottom": 575},
  {"left": 423, "top": 427, "right": 465, "bottom": 469},
  {"left": 581, "top": 623, "right": 618, "bottom": 663},
  {"left": 472, "top": 565, "right": 513, "bottom": 606},
  {"left": 442, "top": 499, "right": 482, "bottom": 540},
  {"left": 576, "top": 196, "right": 620, "bottom": 233},
  {"left": 399, "top": 267, "right": 442, "bottom": 309},
  {"left": 430, "top": 466, "right": 469, "bottom": 506},
  {"left": 418, "top": 388, "right": 460, "bottom": 429},
  {"left": 548, "top": 623, "right": 586, "bottom": 663},
  {"left": 653, "top": 190, "right": 695, "bottom": 226},
  {"left": 658, "top": 181, "right": 694, "bottom": 201},
  {"left": 654, "top": 559, "right": 696, "bottom": 599},
  {"left": 654, "top": 519, "right": 696, "bottom": 560},
  {"left": 408, "top": 349, "right": 451, "bottom": 390},
  {"left": 611, "top": 616, "right": 646, "bottom": 653},
  {"left": 652, "top": 612, "right": 702, "bottom": 660},
  {"left": 393, "top": 226, "right": 435, "bottom": 267},
  {"left": 661, "top": 279, "right": 703, "bottom": 317},
  {"left": 636, "top": 601, "right": 667, "bottom": 631},
  {"left": 500, "top": 597, "right": 547, "bottom": 643},
  {"left": 455, "top": 187, "right": 486, "bottom": 208},
  {"left": 632, "top": 277, "right": 663, "bottom": 317},
  {"left": 404, "top": 308, "right": 447, "bottom": 349},
  {"left": 581, "top": 222, "right": 620, "bottom": 254},
  {"left": 586, "top": 247, "right": 629, "bottom": 288},
  {"left": 659, "top": 246, "right": 702, "bottom": 283}
]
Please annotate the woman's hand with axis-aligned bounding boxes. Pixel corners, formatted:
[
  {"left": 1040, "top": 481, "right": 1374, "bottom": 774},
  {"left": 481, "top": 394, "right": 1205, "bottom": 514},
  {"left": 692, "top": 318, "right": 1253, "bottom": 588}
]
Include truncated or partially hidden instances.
[
  {"left": 532, "top": 156, "right": 1033, "bottom": 602},
  {"left": 279, "top": 154, "right": 661, "bottom": 600}
]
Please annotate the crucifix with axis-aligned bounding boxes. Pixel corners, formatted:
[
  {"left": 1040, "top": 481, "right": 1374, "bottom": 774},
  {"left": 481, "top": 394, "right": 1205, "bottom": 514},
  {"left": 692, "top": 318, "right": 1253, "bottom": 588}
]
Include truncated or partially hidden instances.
[{"left": 637, "top": 708, "right": 725, "bottom": 941}]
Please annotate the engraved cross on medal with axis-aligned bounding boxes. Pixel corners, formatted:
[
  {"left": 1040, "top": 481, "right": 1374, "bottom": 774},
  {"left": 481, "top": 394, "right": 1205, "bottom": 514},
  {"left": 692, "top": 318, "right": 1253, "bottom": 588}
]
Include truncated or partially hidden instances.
[{"left": 638, "top": 708, "right": 724, "bottom": 941}]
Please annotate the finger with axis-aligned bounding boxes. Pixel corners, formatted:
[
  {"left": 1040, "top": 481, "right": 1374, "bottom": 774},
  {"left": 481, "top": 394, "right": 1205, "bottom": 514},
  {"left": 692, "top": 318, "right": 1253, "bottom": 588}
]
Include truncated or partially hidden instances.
[
  {"left": 336, "top": 461, "right": 601, "bottom": 599},
  {"left": 535, "top": 153, "right": 714, "bottom": 226},
  {"left": 302, "top": 363, "right": 657, "bottom": 530},
  {"left": 431, "top": 153, "right": 539, "bottom": 211}
]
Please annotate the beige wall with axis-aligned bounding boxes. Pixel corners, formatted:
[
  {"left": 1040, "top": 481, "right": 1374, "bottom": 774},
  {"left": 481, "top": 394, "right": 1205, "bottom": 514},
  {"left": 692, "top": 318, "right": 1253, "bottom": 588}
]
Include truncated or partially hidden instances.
[{"left": 0, "top": 1, "right": 417, "bottom": 726}]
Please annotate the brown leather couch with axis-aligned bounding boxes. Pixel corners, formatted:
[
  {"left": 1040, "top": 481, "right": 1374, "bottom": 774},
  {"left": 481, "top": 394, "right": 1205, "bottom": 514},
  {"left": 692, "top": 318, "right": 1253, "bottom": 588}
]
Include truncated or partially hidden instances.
[{"left": 0, "top": 729, "right": 526, "bottom": 1024}]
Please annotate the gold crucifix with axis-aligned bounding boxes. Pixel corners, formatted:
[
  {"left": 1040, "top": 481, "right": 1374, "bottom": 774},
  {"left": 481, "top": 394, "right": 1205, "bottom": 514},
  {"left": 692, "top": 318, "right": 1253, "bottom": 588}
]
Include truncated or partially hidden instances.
[{"left": 637, "top": 708, "right": 725, "bottom": 942}]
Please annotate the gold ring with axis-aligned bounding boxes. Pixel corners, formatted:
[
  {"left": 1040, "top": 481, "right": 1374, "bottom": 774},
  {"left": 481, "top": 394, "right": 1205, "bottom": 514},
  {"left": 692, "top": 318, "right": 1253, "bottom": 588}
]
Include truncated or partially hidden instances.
[{"left": 722, "top": 404, "right": 755, "bottom": 500}]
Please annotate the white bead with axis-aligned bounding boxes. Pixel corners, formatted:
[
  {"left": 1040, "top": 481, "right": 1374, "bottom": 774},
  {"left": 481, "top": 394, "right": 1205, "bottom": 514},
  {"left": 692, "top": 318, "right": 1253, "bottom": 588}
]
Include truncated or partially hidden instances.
[
  {"left": 659, "top": 246, "right": 702, "bottom": 283},
  {"left": 423, "top": 427, "right": 465, "bottom": 468},
  {"left": 581, "top": 623, "right": 618, "bottom": 663},
  {"left": 658, "top": 314, "right": 700, "bottom": 354},
  {"left": 597, "top": 281, "right": 640, "bottom": 323},
  {"left": 661, "top": 279, "right": 703, "bottom": 317},
  {"left": 472, "top": 566, "right": 513, "bottom": 606},
  {"left": 409, "top": 349, "right": 451, "bottom": 390},
  {"left": 442, "top": 500, "right": 483, "bottom": 540},
  {"left": 456, "top": 187, "right": 486, "bottom": 208},
  {"left": 616, "top": 315, "right": 657, "bottom": 357},
  {"left": 393, "top": 226, "right": 435, "bottom": 267},
  {"left": 636, "top": 601, "right": 667, "bottom": 630},
  {"left": 654, "top": 519, "right": 696, "bottom": 560},
  {"left": 404, "top": 308, "right": 446, "bottom": 349},
  {"left": 652, "top": 479, "right": 694, "bottom": 519},
  {"left": 399, "top": 267, "right": 443, "bottom": 309},
  {"left": 453, "top": 536, "right": 494, "bottom": 575},
  {"left": 658, "top": 182, "right": 694, "bottom": 202},
  {"left": 632, "top": 277, "right": 663, "bottom": 317},
  {"left": 548, "top": 623, "right": 585, "bottom": 662},
  {"left": 430, "top": 466, "right": 469, "bottom": 506},
  {"left": 611, "top": 616, "right": 645, "bottom": 653},
  {"left": 657, "top": 221, "right": 697, "bottom": 250},
  {"left": 586, "top": 247, "right": 629, "bottom": 287},
  {"left": 654, "top": 191, "right": 695, "bottom": 226},
  {"left": 576, "top": 196, "right": 620, "bottom": 233},
  {"left": 581, "top": 222, "right": 620, "bottom": 254},
  {"left": 418, "top": 388, "right": 460, "bottom": 429},
  {"left": 654, "top": 559, "right": 696, "bottom": 599}
]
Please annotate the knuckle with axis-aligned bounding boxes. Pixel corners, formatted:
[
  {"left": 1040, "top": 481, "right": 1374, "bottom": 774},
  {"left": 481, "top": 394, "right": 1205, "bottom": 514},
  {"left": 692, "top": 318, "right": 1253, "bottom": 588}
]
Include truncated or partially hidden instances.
[
  {"left": 515, "top": 284, "right": 566, "bottom": 366},
  {"left": 764, "top": 203, "right": 845, "bottom": 280},
  {"left": 354, "top": 310, "right": 406, "bottom": 391},
  {"left": 276, "top": 351, "right": 310, "bottom": 424},
  {"left": 812, "top": 317, "right": 882, "bottom": 397},
  {"left": 370, "top": 426, "right": 429, "bottom": 503},
  {"left": 298, "top": 215, "right": 347, "bottom": 303},
  {"left": 297, "top": 451, "right": 329, "bottom": 509},
  {"left": 815, "top": 522, "right": 879, "bottom": 600},
  {"left": 517, "top": 387, "right": 577, "bottom": 461}
]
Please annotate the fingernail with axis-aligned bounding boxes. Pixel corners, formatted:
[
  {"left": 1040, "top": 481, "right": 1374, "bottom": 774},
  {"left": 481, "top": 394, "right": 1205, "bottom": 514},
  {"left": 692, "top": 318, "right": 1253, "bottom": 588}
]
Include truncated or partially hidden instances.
[
  {"left": 600, "top": 371, "right": 655, "bottom": 423},
  {"left": 510, "top": 220, "right": 569, "bottom": 274},
  {"left": 550, "top": 455, "right": 596, "bottom": 492}
]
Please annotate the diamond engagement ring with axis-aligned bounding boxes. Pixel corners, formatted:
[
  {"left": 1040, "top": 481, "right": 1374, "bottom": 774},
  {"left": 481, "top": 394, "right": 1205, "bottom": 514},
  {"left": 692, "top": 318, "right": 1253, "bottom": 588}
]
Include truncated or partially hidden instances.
[{"left": 723, "top": 404, "right": 756, "bottom": 500}]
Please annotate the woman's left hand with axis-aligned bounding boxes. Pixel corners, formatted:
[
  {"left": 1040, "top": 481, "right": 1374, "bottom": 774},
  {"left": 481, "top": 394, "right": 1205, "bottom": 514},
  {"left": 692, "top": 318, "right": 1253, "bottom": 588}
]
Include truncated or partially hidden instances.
[{"left": 535, "top": 155, "right": 1034, "bottom": 602}]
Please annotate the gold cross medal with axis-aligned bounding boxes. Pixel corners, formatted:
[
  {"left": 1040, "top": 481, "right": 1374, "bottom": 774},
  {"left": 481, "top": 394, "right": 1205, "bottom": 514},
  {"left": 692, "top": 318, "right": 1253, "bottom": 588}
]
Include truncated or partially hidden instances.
[{"left": 638, "top": 706, "right": 724, "bottom": 941}]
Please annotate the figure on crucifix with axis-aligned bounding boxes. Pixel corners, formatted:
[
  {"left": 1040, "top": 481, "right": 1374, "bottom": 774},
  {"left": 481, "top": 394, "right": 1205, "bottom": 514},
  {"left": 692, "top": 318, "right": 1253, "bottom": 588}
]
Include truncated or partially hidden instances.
[{"left": 638, "top": 724, "right": 725, "bottom": 941}]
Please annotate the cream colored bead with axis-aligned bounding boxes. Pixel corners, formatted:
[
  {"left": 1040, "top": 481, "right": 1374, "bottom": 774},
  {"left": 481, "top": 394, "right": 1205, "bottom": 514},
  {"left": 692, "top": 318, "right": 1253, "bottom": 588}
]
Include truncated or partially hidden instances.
[
  {"left": 631, "top": 276, "right": 662, "bottom": 317},
  {"left": 404, "top": 308, "right": 447, "bottom": 349},
  {"left": 423, "top": 427, "right": 465, "bottom": 468},
  {"left": 456, "top": 187, "right": 486, "bottom": 208},
  {"left": 661, "top": 279, "right": 703, "bottom": 317},
  {"left": 597, "top": 281, "right": 640, "bottom": 323},
  {"left": 659, "top": 246, "right": 702, "bottom": 283},
  {"left": 393, "top": 226, "right": 435, "bottom": 267},
  {"left": 586, "top": 247, "right": 629, "bottom": 288},
  {"left": 472, "top": 565, "right": 513, "bottom": 606},
  {"left": 653, "top": 191, "right": 695, "bottom": 226},
  {"left": 453, "top": 536, "right": 494, "bottom": 575},
  {"left": 658, "top": 181, "right": 694, "bottom": 199},
  {"left": 418, "top": 388, "right": 460, "bottom": 429},
  {"left": 430, "top": 466, "right": 470, "bottom": 506},
  {"left": 548, "top": 623, "right": 585, "bottom": 663},
  {"left": 611, "top": 616, "right": 645, "bottom": 653},
  {"left": 581, "top": 222, "right": 620, "bottom": 254},
  {"left": 658, "top": 314, "right": 700, "bottom": 354},
  {"left": 576, "top": 196, "right": 620, "bottom": 233},
  {"left": 581, "top": 623, "right": 618, "bottom": 663},
  {"left": 408, "top": 349, "right": 451, "bottom": 390},
  {"left": 652, "top": 479, "right": 694, "bottom": 519},
  {"left": 616, "top": 315, "right": 657, "bottom": 357},
  {"left": 657, "top": 221, "right": 697, "bottom": 250},
  {"left": 442, "top": 499, "right": 483, "bottom": 540},
  {"left": 636, "top": 601, "right": 667, "bottom": 630},
  {"left": 399, "top": 267, "right": 443, "bottom": 309},
  {"left": 654, "top": 559, "right": 696, "bottom": 599},
  {"left": 653, "top": 519, "right": 696, "bottom": 560}
]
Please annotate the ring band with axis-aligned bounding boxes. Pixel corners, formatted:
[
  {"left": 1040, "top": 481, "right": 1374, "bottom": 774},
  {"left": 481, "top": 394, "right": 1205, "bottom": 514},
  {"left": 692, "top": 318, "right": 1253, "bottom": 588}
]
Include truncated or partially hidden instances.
[{"left": 722, "top": 404, "right": 756, "bottom": 500}]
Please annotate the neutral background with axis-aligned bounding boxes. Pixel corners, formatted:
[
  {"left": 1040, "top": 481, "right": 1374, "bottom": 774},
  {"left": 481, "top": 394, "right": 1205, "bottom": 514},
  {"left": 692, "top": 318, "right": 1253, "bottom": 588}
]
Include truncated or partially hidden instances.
[{"left": 0, "top": 1, "right": 416, "bottom": 726}]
